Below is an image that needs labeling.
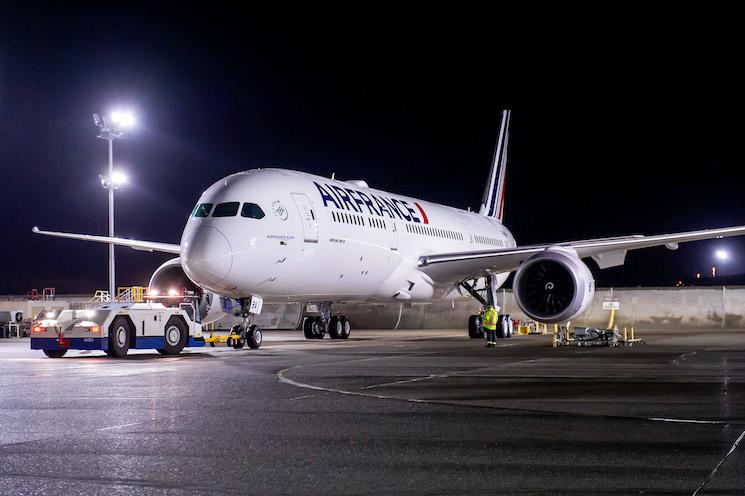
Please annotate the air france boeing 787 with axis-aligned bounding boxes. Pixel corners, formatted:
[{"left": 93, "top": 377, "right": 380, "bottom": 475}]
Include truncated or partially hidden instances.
[{"left": 34, "top": 111, "right": 745, "bottom": 348}]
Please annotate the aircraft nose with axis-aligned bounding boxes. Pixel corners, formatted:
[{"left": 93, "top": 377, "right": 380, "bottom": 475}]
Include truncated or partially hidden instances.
[{"left": 182, "top": 226, "right": 233, "bottom": 285}]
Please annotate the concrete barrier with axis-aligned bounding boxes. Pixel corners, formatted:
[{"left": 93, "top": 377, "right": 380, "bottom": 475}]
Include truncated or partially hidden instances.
[{"left": 578, "top": 287, "right": 743, "bottom": 329}]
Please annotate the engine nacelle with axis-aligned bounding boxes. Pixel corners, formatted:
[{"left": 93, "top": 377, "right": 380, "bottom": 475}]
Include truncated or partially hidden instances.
[
  {"left": 148, "top": 258, "right": 225, "bottom": 325},
  {"left": 513, "top": 249, "right": 595, "bottom": 324}
]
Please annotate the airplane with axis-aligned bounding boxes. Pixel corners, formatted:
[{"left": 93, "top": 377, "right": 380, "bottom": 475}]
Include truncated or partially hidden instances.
[{"left": 33, "top": 110, "right": 745, "bottom": 349}]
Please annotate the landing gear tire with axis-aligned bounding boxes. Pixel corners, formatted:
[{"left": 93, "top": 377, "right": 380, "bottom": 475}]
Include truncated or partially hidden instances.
[
  {"left": 302, "top": 317, "right": 325, "bottom": 339},
  {"left": 303, "top": 317, "right": 314, "bottom": 339},
  {"left": 161, "top": 317, "right": 188, "bottom": 355},
  {"left": 107, "top": 316, "right": 131, "bottom": 358},
  {"left": 43, "top": 349, "right": 67, "bottom": 358},
  {"left": 246, "top": 324, "right": 262, "bottom": 349},
  {"left": 497, "top": 315, "right": 513, "bottom": 339},
  {"left": 329, "top": 316, "right": 342, "bottom": 339},
  {"left": 227, "top": 325, "right": 245, "bottom": 349},
  {"left": 468, "top": 315, "right": 484, "bottom": 339},
  {"left": 311, "top": 317, "right": 325, "bottom": 339},
  {"left": 340, "top": 317, "right": 351, "bottom": 339}
]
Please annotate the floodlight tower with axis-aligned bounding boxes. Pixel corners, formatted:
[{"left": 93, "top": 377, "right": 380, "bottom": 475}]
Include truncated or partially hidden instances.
[{"left": 92, "top": 110, "right": 135, "bottom": 300}]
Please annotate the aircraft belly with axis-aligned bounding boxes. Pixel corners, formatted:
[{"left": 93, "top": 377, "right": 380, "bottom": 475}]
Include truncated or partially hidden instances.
[{"left": 231, "top": 237, "right": 397, "bottom": 299}]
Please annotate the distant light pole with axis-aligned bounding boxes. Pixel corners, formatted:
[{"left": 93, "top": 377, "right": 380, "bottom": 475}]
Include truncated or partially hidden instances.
[
  {"left": 712, "top": 249, "right": 729, "bottom": 279},
  {"left": 92, "top": 110, "right": 135, "bottom": 300}
]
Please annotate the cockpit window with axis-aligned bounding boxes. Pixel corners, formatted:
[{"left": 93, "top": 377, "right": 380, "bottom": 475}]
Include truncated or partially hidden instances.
[
  {"left": 193, "top": 203, "right": 213, "bottom": 217},
  {"left": 212, "top": 202, "right": 240, "bottom": 217},
  {"left": 241, "top": 203, "right": 265, "bottom": 219}
]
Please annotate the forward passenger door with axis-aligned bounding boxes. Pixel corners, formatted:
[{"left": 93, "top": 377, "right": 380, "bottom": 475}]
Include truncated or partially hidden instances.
[{"left": 291, "top": 193, "right": 319, "bottom": 243}]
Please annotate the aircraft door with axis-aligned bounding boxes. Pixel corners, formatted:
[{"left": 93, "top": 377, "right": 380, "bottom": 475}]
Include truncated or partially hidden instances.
[
  {"left": 291, "top": 193, "right": 319, "bottom": 243},
  {"left": 464, "top": 223, "right": 473, "bottom": 245}
]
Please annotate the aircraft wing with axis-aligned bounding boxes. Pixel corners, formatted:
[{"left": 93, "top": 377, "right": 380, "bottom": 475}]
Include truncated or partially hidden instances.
[
  {"left": 32, "top": 227, "right": 181, "bottom": 254},
  {"left": 418, "top": 225, "right": 745, "bottom": 282}
]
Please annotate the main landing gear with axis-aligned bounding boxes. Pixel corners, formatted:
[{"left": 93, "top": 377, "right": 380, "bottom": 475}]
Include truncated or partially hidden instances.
[
  {"left": 227, "top": 297, "right": 264, "bottom": 350},
  {"left": 461, "top": 275, "right": 513, "bottom": 340},
  {"left": 303, "top": 303, "right": 351, "bottom": 340}
]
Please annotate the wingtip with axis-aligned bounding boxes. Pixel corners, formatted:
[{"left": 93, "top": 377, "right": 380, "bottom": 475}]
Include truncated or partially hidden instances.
[{"left": 32, "top": 226, "right": 39, "bottom": 233}]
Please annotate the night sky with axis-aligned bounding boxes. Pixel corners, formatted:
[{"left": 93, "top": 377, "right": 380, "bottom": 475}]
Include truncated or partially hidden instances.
[{"left": 2, "top": 7, "right": 744, "bottom": 294}]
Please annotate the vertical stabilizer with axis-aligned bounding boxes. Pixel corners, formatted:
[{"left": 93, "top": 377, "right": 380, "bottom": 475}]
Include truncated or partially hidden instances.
[{"left": 479, "top": 109, "right": 511, "bottom": 222}]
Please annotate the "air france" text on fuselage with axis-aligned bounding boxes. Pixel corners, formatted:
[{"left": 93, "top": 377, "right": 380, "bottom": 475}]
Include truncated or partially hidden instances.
[{"left": 314, "top": 181, "right": 429, "bottom": 224}]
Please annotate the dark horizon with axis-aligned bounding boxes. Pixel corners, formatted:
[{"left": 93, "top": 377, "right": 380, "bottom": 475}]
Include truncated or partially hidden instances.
[{"left": 2, "top": 8, "right": 744, "bottom": 294}]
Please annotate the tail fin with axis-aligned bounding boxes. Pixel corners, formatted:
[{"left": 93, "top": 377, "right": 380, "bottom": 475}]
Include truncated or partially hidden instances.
[{"left": 479, "top": 109, "right": 511, "bottom": 222}]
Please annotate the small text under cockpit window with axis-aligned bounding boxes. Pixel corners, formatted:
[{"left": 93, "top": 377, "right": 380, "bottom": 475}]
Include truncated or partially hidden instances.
[
  {"left": 193, "top": 203, "right": 213, "bottom": 217},
  {"left": 212, "top": 202, "right": 240, "bottom": 217},
  {"left": 241, "top": 203, "right": 265, "bottom": 219}
]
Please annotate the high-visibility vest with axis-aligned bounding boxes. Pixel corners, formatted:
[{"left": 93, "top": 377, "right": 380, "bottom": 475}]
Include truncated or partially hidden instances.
[{"left": 482, "top": 307, "right": 498, "bottom": 330}]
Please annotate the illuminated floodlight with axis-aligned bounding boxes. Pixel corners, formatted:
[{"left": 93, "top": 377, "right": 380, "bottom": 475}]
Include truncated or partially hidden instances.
[
  {"left": 168, "top": 288, "right": 179, "bottom": 296},
  {"left": 99, "top": 170, "right": 127, "bottom": 190},
  {"left": 111, "top": 171, "right": 127, "bottom": 186},
  {"left": 110, "top": 110, "right": 136, "bottom": 128},
  {"left": 715, "top": 250, "right": 729, "bottom": 261},
  {"left": 149, "top": 288, "right": 160, "bottom": 296}
]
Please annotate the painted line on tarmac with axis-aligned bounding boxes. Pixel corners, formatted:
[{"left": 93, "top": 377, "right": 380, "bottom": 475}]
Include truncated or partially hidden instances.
[
  {"left": 279, "top": 368, "right": 428, "bottom": 404},
  {"left": 362, "top": 357, "right": 545, "bottom": 390},
  {"left": 289, "top": 394, "right": 317, "bottom": 401},
  {"left": 647, "top": 417, "right": 727, "bottom": 425},
  {"left": 278, "top": 357, "right": 431, "bottom": 404},
  {"left": 96, "top": 421, "right": 143, "bottom": 431},
  {"left": 362, "top": 374, "right": 452, "bottom": 389},
  {"left": 278, "top": 360, "right": 745, "bottom": 426},
  {"left": 692, "top": 427, "right": 745, "bottom": 496}
]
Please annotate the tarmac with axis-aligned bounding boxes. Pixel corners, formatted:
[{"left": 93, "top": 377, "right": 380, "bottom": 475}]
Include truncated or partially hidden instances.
[{"left": 1, "top": 328, "right": 744, "bottom": 495}]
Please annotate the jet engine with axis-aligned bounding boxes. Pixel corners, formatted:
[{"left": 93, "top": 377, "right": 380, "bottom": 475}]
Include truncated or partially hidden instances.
[
  {"left": 513, "top": 249, "right": 595, "bottom": 324},
  {"left": 148, "top": 258, "right": 225, "bottom": 325}
]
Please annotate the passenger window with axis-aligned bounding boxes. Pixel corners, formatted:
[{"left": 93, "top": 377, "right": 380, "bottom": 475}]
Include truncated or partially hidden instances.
[
  {"left": 212, "top": 202, "right": 240, "bottom": 217},
  {"left": 241, "top": 203, "right": 265, "bottom": 219},
  {"left": 193, "top": 203, "right": 213, "bottom": 217}
]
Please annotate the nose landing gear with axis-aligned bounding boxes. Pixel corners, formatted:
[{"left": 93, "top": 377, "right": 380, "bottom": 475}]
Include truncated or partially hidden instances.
[
  {"left": 303, "top": 303, "right": 351, "bottom": 340},
  {"left": 227, "top": 296, "right": 264, "bottom": 350}
]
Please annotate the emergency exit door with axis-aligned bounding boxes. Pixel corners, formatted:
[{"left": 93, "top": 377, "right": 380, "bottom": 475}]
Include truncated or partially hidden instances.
[{"left": 291, "top": 193, "right": 319, "bottom": 243}]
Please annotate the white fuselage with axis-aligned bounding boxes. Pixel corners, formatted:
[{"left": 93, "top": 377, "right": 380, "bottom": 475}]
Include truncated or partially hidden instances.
[{"left": 179, "top": 169, "right": 516, "bottom": 303}]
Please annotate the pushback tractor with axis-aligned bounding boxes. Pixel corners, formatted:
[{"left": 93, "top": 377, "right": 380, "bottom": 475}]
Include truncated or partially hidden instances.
[{"left": 30, "top": 300, "right": 205, "bottom": 358}]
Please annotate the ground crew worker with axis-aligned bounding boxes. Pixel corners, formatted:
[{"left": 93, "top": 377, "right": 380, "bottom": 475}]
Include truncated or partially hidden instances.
[{"left": 482, "top": 304, "right": 498, "bottom": 347}]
